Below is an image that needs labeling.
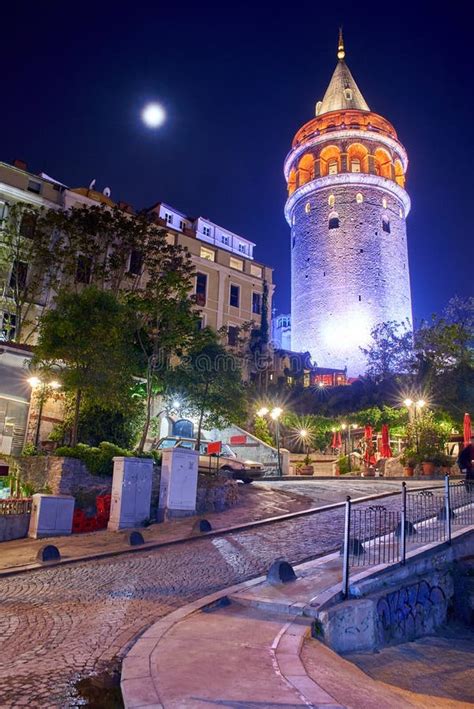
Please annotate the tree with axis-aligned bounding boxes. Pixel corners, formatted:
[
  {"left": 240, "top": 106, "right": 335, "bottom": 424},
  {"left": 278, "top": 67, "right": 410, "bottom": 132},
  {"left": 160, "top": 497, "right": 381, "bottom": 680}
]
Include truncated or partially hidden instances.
[
  {"left": 130, "top": 227, "right": 200, "bottom": 453},
  {"left": 361, "top": 320, "right": 415, "bottom": 382},
  {"left": 33, "top": 286, "right": 137, "bottom": 445},
  {"left": 171, "top": 329, "right": 247, "bottom": 447},
  {"left": 0, "top": 202, "right": 61, "bottom": 343}
]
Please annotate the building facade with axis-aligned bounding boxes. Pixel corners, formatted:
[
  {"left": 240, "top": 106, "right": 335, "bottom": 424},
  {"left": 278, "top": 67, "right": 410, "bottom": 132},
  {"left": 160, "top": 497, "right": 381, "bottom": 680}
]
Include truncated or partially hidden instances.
[
  {"left": 271, "top": 312, "right": 291, "bottom": 350},
  {"left": 284, "top": 32, "right": 412, "bottom": 376}
]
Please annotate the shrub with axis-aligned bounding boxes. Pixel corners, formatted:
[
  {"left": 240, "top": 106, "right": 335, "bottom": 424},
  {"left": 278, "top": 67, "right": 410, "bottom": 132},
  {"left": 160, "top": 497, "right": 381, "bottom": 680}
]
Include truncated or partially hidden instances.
[
  {"left": 338, "top": 455, "right": 350, "bottom": 474},
  {"left": 55, "top": 441, "right": 132, "bottom": 476}
]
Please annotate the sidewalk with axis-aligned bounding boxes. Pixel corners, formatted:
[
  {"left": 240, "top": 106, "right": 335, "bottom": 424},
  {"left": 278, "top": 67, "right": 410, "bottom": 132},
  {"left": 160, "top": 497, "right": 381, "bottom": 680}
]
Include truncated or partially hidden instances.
[
  {"left": 0, "top": 484, "right": 311, "bottom": 575},
  {"left": 121, "top": 542, "right": 470, "bottom": 709}
]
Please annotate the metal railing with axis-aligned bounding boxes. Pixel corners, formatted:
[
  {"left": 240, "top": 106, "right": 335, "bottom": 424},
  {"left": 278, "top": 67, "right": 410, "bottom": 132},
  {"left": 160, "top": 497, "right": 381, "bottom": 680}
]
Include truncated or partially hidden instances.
[
  {"left": 0, "top": 497, "right": 32, "bottom": 515},
  {"left": 342, "top": 477, "right": 474, "bottom": 597}
]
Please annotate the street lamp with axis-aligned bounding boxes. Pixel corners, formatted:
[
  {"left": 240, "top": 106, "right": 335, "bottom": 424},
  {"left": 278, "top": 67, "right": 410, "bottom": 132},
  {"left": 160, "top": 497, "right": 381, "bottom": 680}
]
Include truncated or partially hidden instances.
[
  {"left": 299, "top": 428, "right": 310, "bottom": 460},
  {"left": 27, "top": 377, "right": 61, "bottom": 447},
  {"left": 258, "top": 406, "right": 283, "bottom": 476}
]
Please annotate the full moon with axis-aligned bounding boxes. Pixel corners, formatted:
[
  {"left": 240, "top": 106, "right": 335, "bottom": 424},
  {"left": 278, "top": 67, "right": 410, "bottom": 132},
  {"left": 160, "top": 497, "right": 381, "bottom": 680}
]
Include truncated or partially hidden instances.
[{"left": 141, "top": 103, "right": 166, "bottom": 128}]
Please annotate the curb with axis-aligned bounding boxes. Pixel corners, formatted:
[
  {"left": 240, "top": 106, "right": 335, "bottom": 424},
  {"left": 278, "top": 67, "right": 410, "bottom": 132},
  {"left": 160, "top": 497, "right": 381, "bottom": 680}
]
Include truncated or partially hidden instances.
[{"left": 0, "top": 483, "right": 443, "bottom": 579}]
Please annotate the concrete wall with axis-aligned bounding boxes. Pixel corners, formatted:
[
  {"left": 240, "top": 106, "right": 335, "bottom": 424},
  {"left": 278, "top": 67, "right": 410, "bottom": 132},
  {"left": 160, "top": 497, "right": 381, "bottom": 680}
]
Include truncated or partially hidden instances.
[
  {"left": 317, "top": 528, "right": 473, "bottom": 654},
  {"left": 0, "top": 513, "right": 30, "bottom": 541}
]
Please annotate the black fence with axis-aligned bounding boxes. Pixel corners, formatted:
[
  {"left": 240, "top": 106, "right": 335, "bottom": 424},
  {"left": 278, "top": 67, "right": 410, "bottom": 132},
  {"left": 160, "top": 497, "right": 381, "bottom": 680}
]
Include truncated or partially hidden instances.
[{"left": 342, "top": 477, "right": 474, "bottom": 596}]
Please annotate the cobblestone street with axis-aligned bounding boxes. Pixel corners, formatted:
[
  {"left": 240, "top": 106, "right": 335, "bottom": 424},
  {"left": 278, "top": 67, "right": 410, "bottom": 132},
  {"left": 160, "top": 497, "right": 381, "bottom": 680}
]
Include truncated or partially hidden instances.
[{"left": 0, "top": 481, "right": 443, "bottom": 707}]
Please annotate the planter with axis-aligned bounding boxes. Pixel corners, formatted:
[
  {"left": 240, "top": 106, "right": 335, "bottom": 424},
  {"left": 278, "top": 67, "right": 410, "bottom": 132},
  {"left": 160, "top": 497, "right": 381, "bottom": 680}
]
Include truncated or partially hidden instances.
[
  {"left": 300, "top": 465, "right": 314, "bottom": 475},
  {"left": 421, "top": 461, "right": 435, "bottom": 475},
  {"left": 403, "top": 466, "right": 415, "bottom": 477}
]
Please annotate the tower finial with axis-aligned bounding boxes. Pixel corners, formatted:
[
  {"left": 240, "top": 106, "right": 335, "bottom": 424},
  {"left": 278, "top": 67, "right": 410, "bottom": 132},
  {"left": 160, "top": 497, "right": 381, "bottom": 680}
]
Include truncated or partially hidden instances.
[{"left": 337, "top": 27, "right": 345, "bottom": 60}]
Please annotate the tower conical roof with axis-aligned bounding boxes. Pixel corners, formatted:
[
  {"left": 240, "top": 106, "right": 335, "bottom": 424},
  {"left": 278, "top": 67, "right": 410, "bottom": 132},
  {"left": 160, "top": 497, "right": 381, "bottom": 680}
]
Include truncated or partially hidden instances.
[{"left": 316, "top": 31, "right": 370, "bottom": 116}]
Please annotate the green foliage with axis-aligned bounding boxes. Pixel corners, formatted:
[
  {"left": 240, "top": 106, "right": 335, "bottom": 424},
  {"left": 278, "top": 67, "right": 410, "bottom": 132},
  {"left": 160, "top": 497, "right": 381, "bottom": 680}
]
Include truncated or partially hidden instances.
[
  {"left": 171, "top": 329, "right": 247, "bottom": 445},
  {"left": 21, "top": 443, "right": 40, "bottom": 457},
  {"left": 54, "top": 442, "right": 133, "bottom": 476},
  {"left": 33, "top": 286, "right": 137, "bottom": 445},
  {"left": 361, "top": 320, "right": 415, "bottom": 383},
  {"left": 337, "top": 455, "right": 350, "bottom": 475},
  {"left": 253, "top": 416, "right": 274, "bottom": 446},
  {"left": 405, "top": 411, "right": 450, "bottom": 464}
]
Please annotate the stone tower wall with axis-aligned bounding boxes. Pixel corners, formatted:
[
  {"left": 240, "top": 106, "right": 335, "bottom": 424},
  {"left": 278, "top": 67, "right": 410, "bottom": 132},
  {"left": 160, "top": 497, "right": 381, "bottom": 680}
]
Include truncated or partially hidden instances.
[{"left": 290, "top": 181, "right": 412, "bottom": 375}]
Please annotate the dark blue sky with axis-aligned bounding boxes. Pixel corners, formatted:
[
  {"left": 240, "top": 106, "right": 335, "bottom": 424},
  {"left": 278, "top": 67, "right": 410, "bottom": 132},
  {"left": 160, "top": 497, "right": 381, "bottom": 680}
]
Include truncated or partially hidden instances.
[{"left": 2, "top": 1, "right": 471, "bottom": 322}]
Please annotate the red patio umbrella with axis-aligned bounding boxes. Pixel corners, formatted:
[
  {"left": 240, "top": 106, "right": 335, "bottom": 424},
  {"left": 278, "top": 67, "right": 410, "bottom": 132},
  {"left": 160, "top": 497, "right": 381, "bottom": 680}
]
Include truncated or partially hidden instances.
[
  {"left": 364, "top": 425, "right": 376, "bottom": 465},
  {"left": 331, "top": 430, "right": 342, "bottom": 449},
  {"left": 463, "top": 413, "right": 472, "bottom": 447},
  {"left": 380, "top": 423, "right": 392, "bottom": 458}
]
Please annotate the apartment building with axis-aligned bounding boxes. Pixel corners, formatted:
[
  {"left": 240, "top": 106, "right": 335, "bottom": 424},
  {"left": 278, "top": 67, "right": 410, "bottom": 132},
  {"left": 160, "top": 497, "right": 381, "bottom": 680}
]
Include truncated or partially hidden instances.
[
  {"left": 0, "top": 159, "right": 274, "bottom": 448},
  {"left": 148, "top": 202, "right": 273, "bottom": 346}
]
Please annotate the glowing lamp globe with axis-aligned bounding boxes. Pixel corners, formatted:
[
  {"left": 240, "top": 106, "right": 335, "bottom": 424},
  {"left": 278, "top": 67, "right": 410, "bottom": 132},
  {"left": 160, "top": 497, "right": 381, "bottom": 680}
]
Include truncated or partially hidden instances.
[{"left": 142, "top": 103, "right": 166, "bottom": 128}]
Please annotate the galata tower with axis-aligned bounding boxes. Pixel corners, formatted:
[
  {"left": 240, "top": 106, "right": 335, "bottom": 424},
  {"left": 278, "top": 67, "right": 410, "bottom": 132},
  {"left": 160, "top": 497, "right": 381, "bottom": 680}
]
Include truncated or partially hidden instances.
[{"left": 284, "top": 31, "right": 412, "bottom": 376}]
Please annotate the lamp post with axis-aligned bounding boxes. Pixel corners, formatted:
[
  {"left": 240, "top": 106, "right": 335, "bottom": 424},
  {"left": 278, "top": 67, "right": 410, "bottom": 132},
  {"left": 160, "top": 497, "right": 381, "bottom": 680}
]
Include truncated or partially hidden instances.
[
  {"left": 403, "top": 397, "right": 426, "bottom": 453},
  {"left": 28, "top": 377, "right": 61, "bottom": 448},
  {"left": 299, "top": 428, "right": 310, "bottom": 460},
  {"left": 257, "top": 406, "right": 283, "bottom": 476}
]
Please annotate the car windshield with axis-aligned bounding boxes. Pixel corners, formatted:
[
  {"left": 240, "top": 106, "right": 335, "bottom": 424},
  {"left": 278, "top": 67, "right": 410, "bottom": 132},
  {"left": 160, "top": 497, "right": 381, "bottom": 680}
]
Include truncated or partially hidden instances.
[{"left": 221, "top": 444, "right": 236, "bottom": 457}]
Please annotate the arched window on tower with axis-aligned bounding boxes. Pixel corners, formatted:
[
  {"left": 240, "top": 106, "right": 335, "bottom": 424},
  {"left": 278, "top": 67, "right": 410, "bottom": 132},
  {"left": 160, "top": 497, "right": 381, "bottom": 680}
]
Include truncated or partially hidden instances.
[
  {"left": 328, "top": 194, "right": 335, "bottom": 208},
  {"left": 351, "top": 158, "right": 361, "bottom": 173},
  {"left": 382, "top": 217, "right": 391, "bottom": 233},
  {"left": 356, "top": 192, "right": 363, "bottom": 204},
  {"left": 298, "top": 154, "right": 314, "bottom": 187},
  {"left": 288, "top": 169, "right": 297, "bottom": 196},
  {"left": 328, "top": 211, "right": 340, "bottom": 230},
  {"left": 328, "top": 160, "right": 338, "bottom": 175}
]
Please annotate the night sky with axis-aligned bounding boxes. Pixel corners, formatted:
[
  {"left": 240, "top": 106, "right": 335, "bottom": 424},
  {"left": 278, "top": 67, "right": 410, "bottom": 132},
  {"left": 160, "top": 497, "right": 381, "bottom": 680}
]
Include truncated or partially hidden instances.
[{"left": 2, "top": 2, "right": 471, "bottom": 322}]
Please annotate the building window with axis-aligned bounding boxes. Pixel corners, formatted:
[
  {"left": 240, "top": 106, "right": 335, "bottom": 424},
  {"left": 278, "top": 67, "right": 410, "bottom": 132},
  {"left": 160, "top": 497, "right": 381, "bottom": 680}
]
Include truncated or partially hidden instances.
[
  {"left": 179, "top": 220, "right": 186, "bottom": 230},
  {"left": 196, "top": 316, "right": 205, "bottom": 330},
  {"left": 305, "top": 202, "right": 311, "bottom": 214},
  {"left": 328, "top": 160, "right": 338, "bottom": 175},
  {"left": 238, "top": 243, "right": 246, "bottom": 254},
  {"left": 252, "top": 292, "right": 262, "bottom": 315},
  {"left": 399, "top": 207, "right": 404, "bottom": 218},
  {"left": 202, "top": 225, "right": 211, "bottom": 237},
  {"left": 9, "top": 260, "right": 28, "bottom": 290},
  {"left": 344, "top": 88, "right": 353, "bottom": 101},
  {"left": 200, "top": 246, "right": 215, "bottom": 262},
  {"left": 27, "top": 179, "right": 41, "bottom": 194},
  {"left": 328, "top": 212, "right": 340, "bottom": 230},
  {"left": 229, "top": 256, "right": 244, "bottom": 271},
  {"left": 164, "top": 212, "right": 173, "bottom": 224},
  {"left": 221, "top": 234, "right": 230, "bottom": 245},
  {"left": 382, "top": 198, "right": 387, "bottom": 209},
  {"left": 230, "top": 284, "right": 240, "bottom": 308},
  {"left": 128, "top": 249, "right": 143, "bottom": 276},
  {"left": 250, "top": 264, "right": 262, "bottom": 278},
  {"left": 356, "top": 192, "right": 363, "bottom": 204},
  {"left": 19, "top": 212, "right": 37, "bottom": 238},
  {"left": 351, "top": 159, "right": 361, "bottom": 173},
  {"left": 76, "top": 255, "right": 92, "bottom": 284},
  {"left": 328, "top": 194, "right": 335, "bottom": 208},
  {"left": 0, "top": 311, "right": 16, "bottom": 341},
  {"left": 358, "top": 295, "right": 362, "bottom": 301},
  {"left": 292, "top": 235, "right": 296, "bottom": 248},
  {"left": 382, "top": 218, "right": 391, "bottom": 234},
  {"left": 0, "top": 202, "right": 8, "bottom": 221},
  {"left": 195, "top": 272, "right": 207, "bottom": 306},
  {"left": 228, "top": 325, "right": 238, "bottom": 346}
]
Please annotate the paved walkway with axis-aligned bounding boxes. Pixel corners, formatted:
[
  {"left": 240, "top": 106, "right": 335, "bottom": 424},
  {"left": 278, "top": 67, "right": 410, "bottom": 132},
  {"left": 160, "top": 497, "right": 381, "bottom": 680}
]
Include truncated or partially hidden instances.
[{"left": 122, "top": 546, "right": 468, "bottom": 709}]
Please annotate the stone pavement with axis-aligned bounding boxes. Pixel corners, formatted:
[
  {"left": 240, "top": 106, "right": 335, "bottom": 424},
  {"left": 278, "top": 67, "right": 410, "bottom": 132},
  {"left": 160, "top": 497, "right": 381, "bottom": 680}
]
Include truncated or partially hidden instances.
[{"left": 0, "top": 480, "right": 445, "bottom": 707}]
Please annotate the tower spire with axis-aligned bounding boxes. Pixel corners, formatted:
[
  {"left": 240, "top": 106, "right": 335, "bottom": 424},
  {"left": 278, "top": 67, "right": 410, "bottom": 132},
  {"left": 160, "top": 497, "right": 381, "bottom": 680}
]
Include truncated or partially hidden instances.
[{"left": 337, "top": 27, "right": 345, "bottom": 60}]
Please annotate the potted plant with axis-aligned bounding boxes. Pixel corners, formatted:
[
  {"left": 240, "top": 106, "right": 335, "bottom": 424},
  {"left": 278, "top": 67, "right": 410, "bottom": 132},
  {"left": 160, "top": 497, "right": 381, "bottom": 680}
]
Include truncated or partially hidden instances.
[
  {"left": 295, "top": 462, "right": 304, "bottom": 476},
  {"left": 300, "top": 453, "right": 314, "bottom": 475},
  {"left": 421, "top": 457, "right": 436, "bottom": 475},
  {"left": 400, "top": 449, "right": 417, "bottom": 477}
]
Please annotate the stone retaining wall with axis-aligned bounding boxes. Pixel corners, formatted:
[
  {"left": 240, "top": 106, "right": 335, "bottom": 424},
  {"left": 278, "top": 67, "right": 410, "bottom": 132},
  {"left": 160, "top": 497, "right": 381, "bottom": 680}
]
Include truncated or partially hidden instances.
[
  {"left": 15, "top": 456, "right": 111, "bottom": 497},
  {"left": 0, "top": 513, "right": 30, "bottom": 541}
]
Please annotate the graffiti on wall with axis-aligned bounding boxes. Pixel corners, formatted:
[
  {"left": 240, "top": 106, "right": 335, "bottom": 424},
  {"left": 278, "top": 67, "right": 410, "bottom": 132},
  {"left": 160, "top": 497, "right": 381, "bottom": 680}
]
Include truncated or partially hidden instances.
[{"left": 376, "top": 579, "right": 447, "bottom": 644}]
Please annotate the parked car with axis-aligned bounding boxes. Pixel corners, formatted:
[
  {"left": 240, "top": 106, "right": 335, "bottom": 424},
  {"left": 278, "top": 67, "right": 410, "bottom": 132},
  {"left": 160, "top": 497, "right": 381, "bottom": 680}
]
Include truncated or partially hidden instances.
[{"left": 153, "top": 437, "right": 265, "bottom": 483}]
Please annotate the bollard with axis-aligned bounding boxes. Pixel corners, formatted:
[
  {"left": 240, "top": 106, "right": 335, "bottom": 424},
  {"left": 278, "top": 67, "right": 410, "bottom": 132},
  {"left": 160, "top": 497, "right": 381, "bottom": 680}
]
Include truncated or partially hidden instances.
[
  {"left": 127, "top": 531, "right": 145, "bottom": 546},
  {"left": 400, "top": 481, "right": 407, "bottom": 564},
  {"left": 444, "top": 474, "right": 452, "bottom": 544},
  {"left": 267, "top": 559, "right": 297, "bottom": 584},
  {"left": 193, "top": 519, "right": 213, "bottom": 533},
  {"left": 37, "top": 545, "right": 61, "bottom": 562}
]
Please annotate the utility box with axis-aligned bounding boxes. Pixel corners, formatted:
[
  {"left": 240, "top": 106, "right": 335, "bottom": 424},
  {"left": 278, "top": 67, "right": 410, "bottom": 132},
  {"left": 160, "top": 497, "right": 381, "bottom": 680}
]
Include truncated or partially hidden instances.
[
  {"left": 28, "top": 494, "right": 75, "bottom": 539},
  {"left": 158, "top": 448, "right": 199, "bottom": 520},
  {"left": 108, "top": 457, "right": 153, "bottom": 531}
]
